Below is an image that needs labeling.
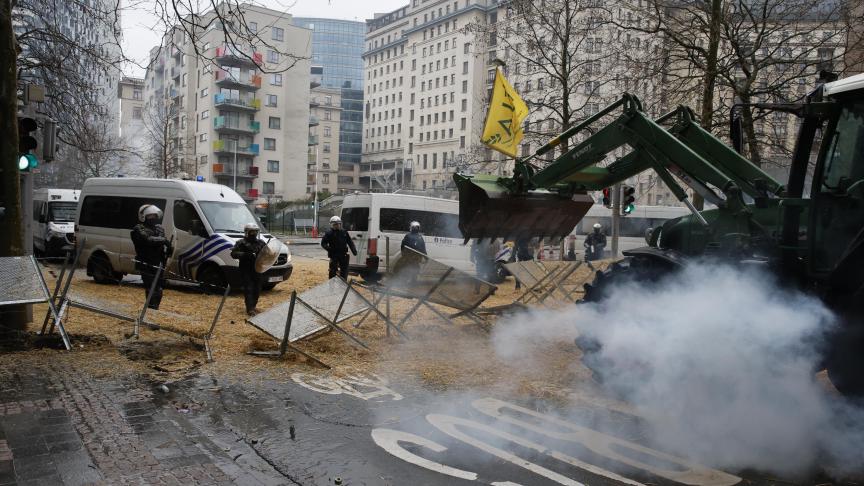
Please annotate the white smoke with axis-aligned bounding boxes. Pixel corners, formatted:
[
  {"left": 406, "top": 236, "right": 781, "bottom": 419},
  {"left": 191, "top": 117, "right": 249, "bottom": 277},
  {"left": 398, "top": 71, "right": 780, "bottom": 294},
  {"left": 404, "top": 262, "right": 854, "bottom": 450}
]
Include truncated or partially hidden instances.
[{"left": 492, "top": 262, "right": 864, "bottom": 477}]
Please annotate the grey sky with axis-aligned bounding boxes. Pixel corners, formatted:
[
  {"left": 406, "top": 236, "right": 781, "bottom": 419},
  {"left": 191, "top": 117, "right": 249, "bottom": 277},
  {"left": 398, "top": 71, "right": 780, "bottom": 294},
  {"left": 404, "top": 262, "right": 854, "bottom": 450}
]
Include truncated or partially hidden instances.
[{"left": 121, "top": 0, "right": 406, "bottom": 77}]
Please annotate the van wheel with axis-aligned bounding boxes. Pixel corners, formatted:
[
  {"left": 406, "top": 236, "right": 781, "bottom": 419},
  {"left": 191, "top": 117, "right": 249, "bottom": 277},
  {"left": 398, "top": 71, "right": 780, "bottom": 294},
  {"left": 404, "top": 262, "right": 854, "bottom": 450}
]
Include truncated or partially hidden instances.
[
  {"left": 197, "top": 265, "right": 227, "bottom": 294},
  {"left": 88, "top": 253, "right": 120, "bottom": 284}
]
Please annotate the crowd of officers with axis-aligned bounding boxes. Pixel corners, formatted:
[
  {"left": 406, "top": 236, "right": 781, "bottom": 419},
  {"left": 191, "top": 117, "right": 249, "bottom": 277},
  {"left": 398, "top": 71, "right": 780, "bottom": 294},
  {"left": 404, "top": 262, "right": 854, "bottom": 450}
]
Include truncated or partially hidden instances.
[{"left": 131, "top": 203, "right": 608, "bottom": 316}]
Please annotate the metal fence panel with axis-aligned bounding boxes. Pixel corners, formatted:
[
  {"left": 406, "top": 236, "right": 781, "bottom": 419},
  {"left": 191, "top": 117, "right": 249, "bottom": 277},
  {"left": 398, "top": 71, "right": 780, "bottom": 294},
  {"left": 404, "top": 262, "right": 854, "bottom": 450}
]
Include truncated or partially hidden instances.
[
  {"left": 248, "top": 299, "right": 328, "bottom": 343},
  {"left": 0, "top": 257, "right": 47, "bottom": 306},
  {"left": 298, "top": 277, "right": 369, "bottom": 322},
  {"left": 390, "top": 248, "right": 495, "bottom": 311}
]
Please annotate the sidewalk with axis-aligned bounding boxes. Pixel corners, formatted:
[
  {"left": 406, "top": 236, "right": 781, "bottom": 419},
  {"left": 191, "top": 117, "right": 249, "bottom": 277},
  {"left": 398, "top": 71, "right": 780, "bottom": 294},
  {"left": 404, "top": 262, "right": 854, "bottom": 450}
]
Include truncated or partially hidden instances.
[{"left": 0, "top": 352, "right": 289, "bottom": 486}]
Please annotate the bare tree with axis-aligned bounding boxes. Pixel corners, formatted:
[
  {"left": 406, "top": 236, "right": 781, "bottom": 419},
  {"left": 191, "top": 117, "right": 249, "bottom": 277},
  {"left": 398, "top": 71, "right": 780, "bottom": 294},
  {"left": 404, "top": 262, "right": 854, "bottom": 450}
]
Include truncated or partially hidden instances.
[{"left": 142, "top": 96, "right": 193, "bottom": 178}]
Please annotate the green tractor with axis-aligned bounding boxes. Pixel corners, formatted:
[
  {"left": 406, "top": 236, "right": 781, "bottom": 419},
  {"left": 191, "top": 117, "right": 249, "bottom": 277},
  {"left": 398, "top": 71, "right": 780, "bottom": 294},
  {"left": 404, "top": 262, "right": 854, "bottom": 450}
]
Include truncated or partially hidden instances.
[{"left": 455, "top": 72, "right": 864, "bottom": 394}]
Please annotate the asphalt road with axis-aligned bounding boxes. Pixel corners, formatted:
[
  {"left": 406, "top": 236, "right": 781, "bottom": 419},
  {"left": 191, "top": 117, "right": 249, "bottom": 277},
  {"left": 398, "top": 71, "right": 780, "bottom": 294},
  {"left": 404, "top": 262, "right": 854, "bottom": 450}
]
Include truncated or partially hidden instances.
[{"left": 167, "top": 371, "right": 794, "bottom": 486}]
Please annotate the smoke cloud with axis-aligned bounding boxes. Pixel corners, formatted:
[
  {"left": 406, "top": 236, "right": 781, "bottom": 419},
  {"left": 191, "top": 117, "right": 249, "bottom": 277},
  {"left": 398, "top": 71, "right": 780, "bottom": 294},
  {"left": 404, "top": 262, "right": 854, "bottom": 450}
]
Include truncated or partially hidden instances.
[{"left": 493, "top": 262, "right": 864, "bottom": 477}]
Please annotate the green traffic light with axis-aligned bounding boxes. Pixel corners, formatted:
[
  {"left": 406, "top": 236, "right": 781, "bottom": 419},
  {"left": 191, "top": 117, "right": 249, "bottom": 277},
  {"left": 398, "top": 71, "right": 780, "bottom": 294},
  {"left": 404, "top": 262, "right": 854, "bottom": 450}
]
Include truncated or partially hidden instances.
[
  {"left": 18, "top": 154, "right": 38, "bottom": 171},
  {"left": 623, "top": 203, "right": 635, "bottom": 214}
]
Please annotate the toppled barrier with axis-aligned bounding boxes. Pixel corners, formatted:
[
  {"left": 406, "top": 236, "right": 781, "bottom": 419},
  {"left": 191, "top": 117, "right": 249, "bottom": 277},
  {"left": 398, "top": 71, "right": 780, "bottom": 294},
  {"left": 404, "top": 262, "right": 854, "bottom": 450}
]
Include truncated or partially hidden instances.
[
  {"left": 0, "top": 255, "right": 71, "bottom": 349},
  {"left": 505, "top": 260, "right": 587, "bottom": 305}
]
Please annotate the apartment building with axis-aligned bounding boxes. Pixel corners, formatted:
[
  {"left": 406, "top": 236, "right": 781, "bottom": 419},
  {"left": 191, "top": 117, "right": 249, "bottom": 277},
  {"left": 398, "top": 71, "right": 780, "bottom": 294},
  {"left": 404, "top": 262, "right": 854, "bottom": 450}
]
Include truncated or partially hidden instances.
[
  {"left": 308, "top": 83, "right": 342, "bottom": 195},
  {"left": 144, "top": 4, "right": 311, "bottom": 203},
  {"left": 117, "top": 76, "right": 148, "bottom": 177}
]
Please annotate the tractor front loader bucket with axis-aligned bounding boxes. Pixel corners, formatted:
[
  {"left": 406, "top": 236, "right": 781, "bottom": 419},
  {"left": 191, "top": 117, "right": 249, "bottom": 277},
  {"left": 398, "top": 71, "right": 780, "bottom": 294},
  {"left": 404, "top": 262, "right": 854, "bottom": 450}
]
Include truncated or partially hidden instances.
[{"left": 455, "top": 174, "right": 593, "bottom": 242}]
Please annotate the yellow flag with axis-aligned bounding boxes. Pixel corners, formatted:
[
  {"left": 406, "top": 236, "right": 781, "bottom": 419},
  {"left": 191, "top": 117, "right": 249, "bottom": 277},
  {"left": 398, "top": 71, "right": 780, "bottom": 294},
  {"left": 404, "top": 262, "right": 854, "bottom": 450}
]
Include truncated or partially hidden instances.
[{"left": 480, "top": 67, "right": 529, "bottom": 158}]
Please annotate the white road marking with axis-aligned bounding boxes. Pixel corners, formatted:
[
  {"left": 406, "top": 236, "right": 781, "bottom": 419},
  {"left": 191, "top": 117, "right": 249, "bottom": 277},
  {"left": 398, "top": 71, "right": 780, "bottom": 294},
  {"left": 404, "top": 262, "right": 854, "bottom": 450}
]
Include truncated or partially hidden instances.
[
  {"left": 472, "top": 398, "right": 741, "bottom": 486},
  {"left": 371, "top": 428, "right": 479, "bottom": 481},
  {"left": 291, "top": 372, "right": 403, "bottom": 401},
  {"left": 427, "top": 413, "right": 588, "bottom": 486}
]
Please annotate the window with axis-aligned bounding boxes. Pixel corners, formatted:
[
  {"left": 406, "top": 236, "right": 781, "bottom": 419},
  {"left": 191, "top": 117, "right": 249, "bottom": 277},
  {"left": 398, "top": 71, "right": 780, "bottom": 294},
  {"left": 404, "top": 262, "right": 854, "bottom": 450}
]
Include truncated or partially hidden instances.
[
  {"left": 79, "top": 196, "right": 166, "bottom": 230},
  {"left": 269, "top": 117, "right": 281, "bottom": 129},
  {"left": 462, "top": 61, "right": 468, "bottom": 74},
  {"left": 324, "top": 126, "right": 331, "bottom": 137},
  {"left": 461, "top": 99, "right": 467, "bottom": 111},
  {"left": 461, "top": 117, "right": 466, "bottom": 130},
  {"left": 263, "top": 182, "right": 275, "bottom": 194},
  {"left": 464, "top": 42, "right": 470, "bottom": 54},
  {"left": 325, "top": 110, "right": 332, "bottom": 120},
  {"left": 272, "top": 27, "right": 284, "bottom": 41},
  {"left": 266, "top": 94, "right": 277, "bottom": 107},
  {"left": 379, "top": 208, "right": 461, "bottom": 238},
  {"left": 200, "top": 87, "right": 208, "bottom": 97},
  {"left": 132, "top": 107, "right": 142, "bottom": 119},
  {"left": 323, "top": 143, "right": 331, "bottom": 153},
  {"left": 249, "top": 21, "right": 257, "bottom": 32},
  {"left": 325, "top": 96, "right": 332, "bottom": 105},
  {"left": 267, "top": 160, "right": 280, "bottom": 173},
  {"left": 199, "top": 133, "right": 208, "bottom": 142},
  {"left": 341, "top": 207, "right": 369, "bottom": 231},
  {"left": 173, "top": 200, "right": 206, "bottom": 236},
  {"left": 271, "top": 73, "right": 282, "bottom": 86},
  {"left": 132, "top": 88, "right": 142, "bottom": 100},
  {"left": 199, "top": 155, "right": 207, "bottom": 166},
  {"left": 268, "top": 50, "right": 279, "bottom": 63},
  {"left": 201, "top": 110, "right": 209, "bottom": 119},
  {"left": 462, "top": 80, "right": 468, "bottom": 93},
  {"left": 460, "top": 136, "right": 465, "bottom": 148},
  {"left": 264, "top": 138, "right": 276, "bottom": 150}
]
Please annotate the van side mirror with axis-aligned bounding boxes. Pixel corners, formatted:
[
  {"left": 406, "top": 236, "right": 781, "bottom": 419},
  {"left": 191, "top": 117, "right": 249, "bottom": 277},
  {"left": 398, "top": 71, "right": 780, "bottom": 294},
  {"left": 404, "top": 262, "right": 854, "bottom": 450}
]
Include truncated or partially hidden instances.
[{"left": 190, "top": 219, "right": 207, "bottom": 237}]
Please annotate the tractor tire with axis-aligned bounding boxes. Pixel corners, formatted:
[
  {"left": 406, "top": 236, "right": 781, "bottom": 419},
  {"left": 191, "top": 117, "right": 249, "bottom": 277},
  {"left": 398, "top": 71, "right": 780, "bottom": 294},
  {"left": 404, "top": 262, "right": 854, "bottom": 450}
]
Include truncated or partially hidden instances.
[
  {"left": 88, "top": 253, "right": 121, "bottom": 284},
  {"left": 582, "top": 255, "right": 677, "bottom": 303},
  {"left": 825, "top": 325, "right": 864, "bottom": 396}
]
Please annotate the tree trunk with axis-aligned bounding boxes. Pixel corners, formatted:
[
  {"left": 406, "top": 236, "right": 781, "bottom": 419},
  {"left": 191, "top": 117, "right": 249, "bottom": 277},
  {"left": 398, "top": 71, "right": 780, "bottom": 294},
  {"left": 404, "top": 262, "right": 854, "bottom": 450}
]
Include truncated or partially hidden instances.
[
  {"left": 741, "top": 101, "right": 762, "bottom": 167},
  {"left": 0, "top": 0, "right": 23, "bottom": 257},
  {"left": 693, "top": 0, "right": 723, "bottom": 210}
]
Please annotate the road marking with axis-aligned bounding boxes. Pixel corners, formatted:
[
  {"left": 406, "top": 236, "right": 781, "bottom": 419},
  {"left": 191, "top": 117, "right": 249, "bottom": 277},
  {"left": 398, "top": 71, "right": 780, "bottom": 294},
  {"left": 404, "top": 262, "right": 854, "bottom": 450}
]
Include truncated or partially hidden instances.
[
  {"left": 291, "top": 372, "right": 403, "bottom": 401},
  {"left": 472, "top": 398, "right": 741, "bottom": 486},
  {"left": 427, "top": 413, "right": 588, "bottom": 486},
  {"left": 371, "top": 428, "right": 478, "bottom": 481}
]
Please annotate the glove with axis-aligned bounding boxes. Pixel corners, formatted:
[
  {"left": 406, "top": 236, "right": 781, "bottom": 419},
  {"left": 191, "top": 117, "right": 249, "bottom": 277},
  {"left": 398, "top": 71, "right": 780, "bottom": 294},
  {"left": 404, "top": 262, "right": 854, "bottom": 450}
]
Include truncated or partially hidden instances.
[{"left": 351, "top": 251, "right": 357, "bottom": 256}]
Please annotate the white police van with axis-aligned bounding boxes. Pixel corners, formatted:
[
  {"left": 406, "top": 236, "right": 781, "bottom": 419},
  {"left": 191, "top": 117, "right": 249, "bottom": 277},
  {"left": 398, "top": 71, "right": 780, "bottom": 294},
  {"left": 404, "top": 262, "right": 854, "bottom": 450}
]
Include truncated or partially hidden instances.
[
  {"left": 340, "top": 193, "right": 474, "bottom": 277},
  {"left": 33, "top": 188, "right": 79, "bottom": 257},
  {"left": 75, "top": 178, "right": 292, "bottom": 290}
]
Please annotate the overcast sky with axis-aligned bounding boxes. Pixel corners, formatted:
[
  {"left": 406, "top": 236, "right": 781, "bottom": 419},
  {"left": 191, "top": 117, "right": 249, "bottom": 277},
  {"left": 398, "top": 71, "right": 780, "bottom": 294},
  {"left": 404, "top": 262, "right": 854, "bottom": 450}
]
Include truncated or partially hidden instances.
[{"left": 121, "top": 0, "right": 407, "bottom": 76}]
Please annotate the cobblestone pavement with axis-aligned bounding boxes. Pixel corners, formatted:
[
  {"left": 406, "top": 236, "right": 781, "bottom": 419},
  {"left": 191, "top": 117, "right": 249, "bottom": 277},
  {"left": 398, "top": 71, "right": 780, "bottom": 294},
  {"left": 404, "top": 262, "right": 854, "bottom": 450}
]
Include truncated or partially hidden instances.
[{"left": 0, "top": 356, "right": 292, "bottom": 486}]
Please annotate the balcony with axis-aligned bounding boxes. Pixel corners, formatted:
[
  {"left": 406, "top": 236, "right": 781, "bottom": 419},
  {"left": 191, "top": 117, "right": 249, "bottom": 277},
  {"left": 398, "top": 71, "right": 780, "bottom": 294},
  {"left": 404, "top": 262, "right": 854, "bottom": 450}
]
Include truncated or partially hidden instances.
[
  {"left": 247, "top": 188, "right": 259, "bottom": 199},
  {"left": 213, "top": 116, "right": 260, "bottom": 134},
  {"left": 169, "top": 87, "right": 179, "bottom": 99},
  {"left": 213, "top": 93, "right": 260, "bottom": 111},
  {"left": 212, "top": 163, "right": 259, "bottom": 179},
  {"left": 308, "top": 135, "right": 318, "bottom": 146},
  {"left": 215, "top": 45, "right": 263, "bottom": 67},
  {"left": 309, "top": 97, "right": 320, "bottom": 108},
  {"left": 212, "top": 140, "right": 260, "bottom": 156},
  {"left": 171, "top": 66, "right": 180, "bottom": 79},
  {"left": 215, "top": 70, "right": 261, "bottom": 90},
  {"left": 171, "top": 45, "right": 182, "bottom": 59},
  {"left": 153, "top": 56, "right": 165, "bottom": 72},
  {"left": 309, "top": 115, "right": 319, "bottom": 127}
]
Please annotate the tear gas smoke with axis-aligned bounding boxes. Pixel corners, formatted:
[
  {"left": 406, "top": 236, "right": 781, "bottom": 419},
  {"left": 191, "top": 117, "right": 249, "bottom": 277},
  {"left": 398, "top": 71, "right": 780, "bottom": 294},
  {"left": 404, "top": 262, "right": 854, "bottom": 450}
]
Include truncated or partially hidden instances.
[{"left": 493, "top": 262, "right": 864, "bottom": 477}]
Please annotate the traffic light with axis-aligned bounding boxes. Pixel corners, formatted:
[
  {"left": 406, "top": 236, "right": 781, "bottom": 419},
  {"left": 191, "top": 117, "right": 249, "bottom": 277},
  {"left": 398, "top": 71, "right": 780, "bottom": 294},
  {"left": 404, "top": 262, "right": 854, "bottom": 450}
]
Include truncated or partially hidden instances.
[
  {"left": 18, "top": 117, "right": 38, "bottom": 172},
  {"left": 621, "top": 185, "right": 636, "bottom": 216},
  {"left": 601, "top": 187, "right": 611, "bottom": 208}
]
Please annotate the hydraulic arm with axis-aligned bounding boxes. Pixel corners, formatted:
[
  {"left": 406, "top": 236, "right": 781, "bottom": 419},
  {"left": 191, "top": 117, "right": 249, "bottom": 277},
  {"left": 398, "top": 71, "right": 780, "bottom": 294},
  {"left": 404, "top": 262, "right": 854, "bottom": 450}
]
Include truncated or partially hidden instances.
[{"left": 454, "top": 93, "right": 784, "bottom": 242}]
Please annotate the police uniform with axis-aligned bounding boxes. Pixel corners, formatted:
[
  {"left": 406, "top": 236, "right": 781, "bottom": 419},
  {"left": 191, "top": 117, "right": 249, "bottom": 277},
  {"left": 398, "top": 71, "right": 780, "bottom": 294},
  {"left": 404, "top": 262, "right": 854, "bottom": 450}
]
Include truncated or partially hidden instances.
[
  {"left": 131, "top": 222, "right": 170, "bottom": 309},
  {"left": 321, "top": 227, "right": 357, "bottom": 279},
  {"left": 231, "top": 236, "right": 266, "bottom": 314}
]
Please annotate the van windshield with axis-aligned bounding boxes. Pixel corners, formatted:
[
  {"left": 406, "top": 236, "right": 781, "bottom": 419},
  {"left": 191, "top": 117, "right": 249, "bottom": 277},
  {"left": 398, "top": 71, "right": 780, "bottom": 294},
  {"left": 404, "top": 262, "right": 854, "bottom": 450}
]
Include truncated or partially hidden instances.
[
  {"left": 198, "top": 201, "right": 262, "bottom": 233},
  {"left": 48, "top": 202, "right": 78, "bottom": 222}
]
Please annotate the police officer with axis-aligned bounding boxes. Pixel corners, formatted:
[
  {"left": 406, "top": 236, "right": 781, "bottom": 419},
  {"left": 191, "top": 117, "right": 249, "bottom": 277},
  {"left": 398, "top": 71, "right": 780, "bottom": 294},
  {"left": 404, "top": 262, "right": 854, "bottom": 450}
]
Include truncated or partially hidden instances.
[
  {"left": 513, "top": 238, "right": 535, "bottom": 290},
  {"left": 321, "top": 216, "right": 357, "bottom": 279},
  {"left": 401, "top": 221, "right": 427, "bottom": 255},
  {"left": 231, "top": 223, "right": 266, "bottom": 316},
  {"left": 584, "top": 223, "right": 607, "bottom": 261},
  {"left": 397, "top": 221, "right": 427, "bottom": 283},
  {"left": 131, "top": 205, "right": 171, "bottom": 309}
]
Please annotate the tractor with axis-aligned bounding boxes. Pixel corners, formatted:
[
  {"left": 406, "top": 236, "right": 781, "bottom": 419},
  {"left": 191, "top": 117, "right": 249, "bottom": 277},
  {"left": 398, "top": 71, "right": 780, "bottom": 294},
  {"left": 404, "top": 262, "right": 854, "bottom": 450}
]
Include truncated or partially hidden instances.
[{"left": 455, "top": 72, "right": 864, "bottom": 394}]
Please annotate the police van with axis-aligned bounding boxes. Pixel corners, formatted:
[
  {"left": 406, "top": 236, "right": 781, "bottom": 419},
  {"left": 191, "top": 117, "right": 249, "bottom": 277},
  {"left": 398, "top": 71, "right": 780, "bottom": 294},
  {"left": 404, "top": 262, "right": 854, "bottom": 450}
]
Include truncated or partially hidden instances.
[
  {"left": 33, "top": 188, "right": 79, "bottom": 257},
  {"left": 76, "top": 178, "right": 292, "bottom": 290},
  {"left": 340, "top": 193, "right": 474, "bottom": 277}
]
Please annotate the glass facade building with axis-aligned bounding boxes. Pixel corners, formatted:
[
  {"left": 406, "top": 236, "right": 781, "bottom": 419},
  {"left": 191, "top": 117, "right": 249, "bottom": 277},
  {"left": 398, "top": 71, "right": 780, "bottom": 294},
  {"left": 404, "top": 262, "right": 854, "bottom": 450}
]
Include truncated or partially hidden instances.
[{"left": 293, "top": 18, "right": 365, "bottom": 166}]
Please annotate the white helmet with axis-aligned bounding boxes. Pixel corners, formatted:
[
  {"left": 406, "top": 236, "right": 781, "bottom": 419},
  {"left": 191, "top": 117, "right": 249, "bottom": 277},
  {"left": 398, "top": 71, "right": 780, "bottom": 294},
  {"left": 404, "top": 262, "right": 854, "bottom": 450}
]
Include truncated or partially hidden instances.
[
  {"left": 593, "top": 223, "right": 602, "bottom": 229},
  {"left": 244, "top": 222, "right": 260, "bottom": 233},
  {"left": 410, "top": 221, "right": 421, "bottom": 232},
  {"left": 138, "top": 204, "right": 163, "bottom": 222},
  {"left": 330, "top": 215, "right": 342, "bottom": 224}
]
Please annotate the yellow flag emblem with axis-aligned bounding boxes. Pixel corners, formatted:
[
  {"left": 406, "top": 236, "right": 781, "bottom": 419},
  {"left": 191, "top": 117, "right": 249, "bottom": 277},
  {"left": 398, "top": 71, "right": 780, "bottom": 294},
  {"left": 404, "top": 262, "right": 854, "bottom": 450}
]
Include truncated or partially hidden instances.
[{"left": 481, "top": 67, "right": 529, "bottom": 158}]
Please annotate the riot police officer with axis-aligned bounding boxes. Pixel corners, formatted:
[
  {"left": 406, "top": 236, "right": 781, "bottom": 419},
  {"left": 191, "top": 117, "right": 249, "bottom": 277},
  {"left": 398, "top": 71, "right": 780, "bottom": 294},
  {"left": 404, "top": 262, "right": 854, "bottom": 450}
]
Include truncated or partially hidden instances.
[
  {"left": 131, "top": 204, "right": 171, "bottom": 309},
  {"left": 231, "top": 223, "right": 266, "bottom": 316}
]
